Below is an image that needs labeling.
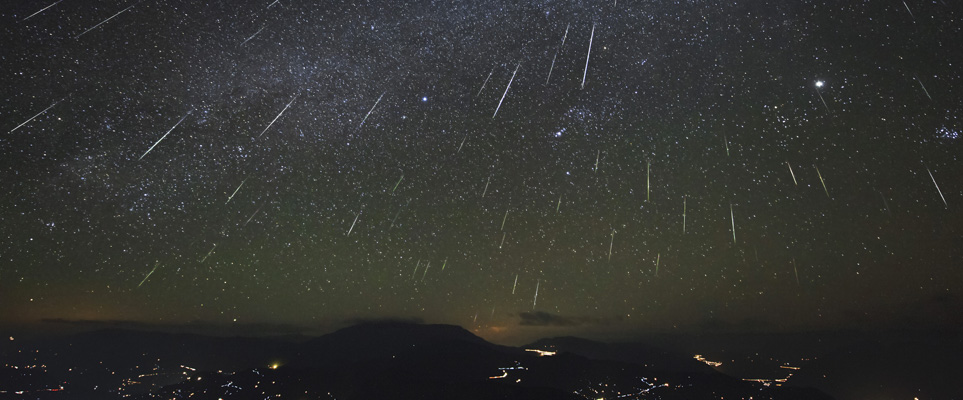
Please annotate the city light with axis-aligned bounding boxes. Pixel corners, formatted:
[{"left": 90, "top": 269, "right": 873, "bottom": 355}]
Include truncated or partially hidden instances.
[
  {"left": 525, "top": 348, "right": 557, "bottom": 357},
  {"left": 693, "top": 354, "right": 722, "bottom": 367}
]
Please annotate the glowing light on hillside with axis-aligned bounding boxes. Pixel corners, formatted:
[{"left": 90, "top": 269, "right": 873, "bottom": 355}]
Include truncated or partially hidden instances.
[
  {"left": 694, "top": 354, "right": 722, "bottom": 367},
  {"left": 525, "top": 348, "right": 557, "bottom": 357}
]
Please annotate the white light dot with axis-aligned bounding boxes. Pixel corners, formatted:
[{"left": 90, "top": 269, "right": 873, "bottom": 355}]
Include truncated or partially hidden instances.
[{"left": 815, "top": 80, "right": 824, "bottom": 88}]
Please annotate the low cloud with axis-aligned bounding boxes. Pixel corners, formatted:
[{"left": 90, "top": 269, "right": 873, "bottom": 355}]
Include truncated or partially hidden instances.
[
  {"left": 517, "top": 311, "right": 621, "bottom": 327},
  {"left": 341, "top": 317, "right": 425, "bottom": 326}
]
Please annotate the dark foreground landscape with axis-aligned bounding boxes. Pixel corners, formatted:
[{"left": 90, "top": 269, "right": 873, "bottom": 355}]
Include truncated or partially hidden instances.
[{"left": 3, "top": 322, "right": 961, "bottom": 400}]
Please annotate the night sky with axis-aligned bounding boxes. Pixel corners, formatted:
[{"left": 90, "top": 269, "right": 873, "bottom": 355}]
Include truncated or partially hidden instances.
[{"left": 2, "top": 0, "right": 961, "bottom": 344}]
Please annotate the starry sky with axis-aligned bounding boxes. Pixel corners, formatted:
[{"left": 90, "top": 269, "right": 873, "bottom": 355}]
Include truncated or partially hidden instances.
[{"left": 1, "top": 0, "right": 961, "bottom": 343}]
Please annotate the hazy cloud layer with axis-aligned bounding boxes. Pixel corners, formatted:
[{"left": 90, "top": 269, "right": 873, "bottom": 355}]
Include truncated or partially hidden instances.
[{"left": 517, "top": 311, "right": 622, "bottom": 327}]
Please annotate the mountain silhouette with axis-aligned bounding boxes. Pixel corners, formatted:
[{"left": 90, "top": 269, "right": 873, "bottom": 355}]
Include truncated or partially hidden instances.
[{"left": 1, "top": 322, "right": 835, "bottom": 399}]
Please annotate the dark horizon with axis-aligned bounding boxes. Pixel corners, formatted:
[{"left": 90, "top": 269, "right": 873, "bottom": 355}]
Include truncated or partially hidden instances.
[
  {"left": 5, "top": 313, "right": 962, "bottom": 348},
  {"left": 4, "top": 320, "right": 961, "bottom": 399}
]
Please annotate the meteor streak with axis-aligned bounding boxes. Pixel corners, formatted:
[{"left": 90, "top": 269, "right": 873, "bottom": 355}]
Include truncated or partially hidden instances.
[
  {"left": 786, "top": 162, "right": 798, "bottom": 186},
  {"left": 243, "top": 204, "right": 264, "bottom": 226},
  {"left": 581, "top": 23, "right": 595, "bottom": 89},
  {"left": 902, "top": 1, "right": 916, "bottom": 22},
  {"left": 815, "top": 165, "right": 830, "bottom": 199},
  {"left": 880, "top": 191, "right": 892, "bottom": 215},
  {"left": 926, "top": 167, "right": 948, "bottom": 208},
  {"left": 814, "top": 85, "right": 830, "bottom": 112},
  {"left": 392, "top": 173, "right": 404, "bottom": 194},
  {"left": 346, "top": 212, "right": 360, "bottom": 236},
  {"left": 682, "top": 196, "right": 686, "bottom": 233},
  {"left": 476, "top": 68, "right": 494, "bottom": 97},
  {"left": 358, "top": 92, "right": 385, "bottom": 130},
  {"left": 139, "top": 112, "right": 191, "bottom": 160},
  {"left": 138, "top": 263, "right": 160, "bottom": 288},
  {"left": 546, "top": 24, "right": 569, "bottom": 85},
  {"left": 482, "top": 176, "right": 491, "bottom": 197},
  {"left": 493, "top": 63, "right": 520, "bottom": 119},
  {"left": 730, "top": 203, "right": 737, "bottom": 244},
  {"left": 914, "top": 74, "right": 933, "bottom": 100},
  {"left": 390, "top": 199, "right": 410, "bottom": 229},
  {"left": 258, "top": 94, "right": 298, "bottom": 138},
  {"left": 241, "top": 26, "right": 265, "bottom": 45},
  {"left": 23, "top": 0, "right": 63, "bottom": 21},
  {"left": 533, "top": 279, "right": 539, "bottom": 310},
  {"left": 8, "top": 99, "right": 63, "bottom": 134},
  {"left": 226, "top": 178, "right": 248, "bottom": 204},
  {"left": 200, "top": 244, "right": 216, "bottom": 263},
  {"left": 76, "top": 2, "right": 139, "bottom": 39},
  {"left": 546, "top": 53, "right": 558, "bottom": 85}
]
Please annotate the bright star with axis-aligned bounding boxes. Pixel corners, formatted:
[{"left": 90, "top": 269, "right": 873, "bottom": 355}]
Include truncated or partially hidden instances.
[
  {"left": 815, "top": 80, "right": 824, "bottom": 88},
  {"left": 421, "top": 96, "right": 428, "bottom": 102}
]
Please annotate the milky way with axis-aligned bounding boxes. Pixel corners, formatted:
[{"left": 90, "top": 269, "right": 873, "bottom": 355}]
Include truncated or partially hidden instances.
[{"left": 1, "top": 0, "right": 961, "bottom": 341}]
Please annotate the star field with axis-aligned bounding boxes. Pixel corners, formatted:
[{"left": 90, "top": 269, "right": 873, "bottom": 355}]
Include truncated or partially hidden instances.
[{"left": 1, "top": 0, "right": 961, "bottom": 341}]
